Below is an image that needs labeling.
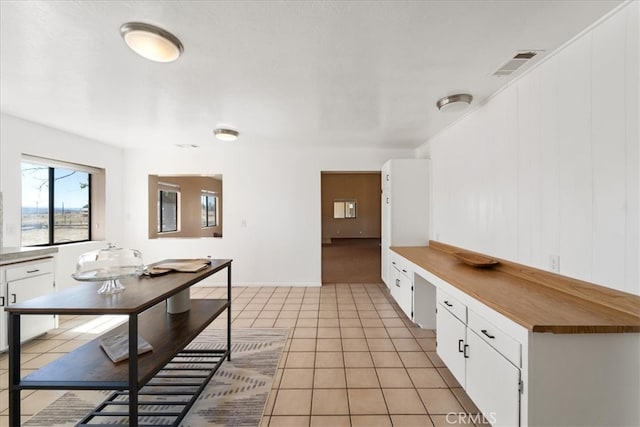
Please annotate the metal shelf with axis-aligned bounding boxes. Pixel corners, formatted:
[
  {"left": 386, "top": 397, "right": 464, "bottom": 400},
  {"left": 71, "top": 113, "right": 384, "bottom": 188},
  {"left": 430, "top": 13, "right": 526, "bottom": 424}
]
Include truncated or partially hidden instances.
[{"left": 8, "top": 259, "right": 232, "bottom": 426}]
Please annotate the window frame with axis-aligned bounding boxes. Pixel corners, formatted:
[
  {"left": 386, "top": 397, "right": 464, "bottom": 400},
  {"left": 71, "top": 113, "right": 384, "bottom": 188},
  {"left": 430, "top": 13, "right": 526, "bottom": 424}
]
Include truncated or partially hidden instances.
[
  {"left": 201, "top": 191, "right": 218, "bottom": 228},
  {"left": 157, "top": 183, "right": 180, "bottom": 233},
  {"left": 20, "top": 156, "right": 98, "bottom": 247},
  {"left": 333, "top": 199, "right": 357, "bottom": 219}
]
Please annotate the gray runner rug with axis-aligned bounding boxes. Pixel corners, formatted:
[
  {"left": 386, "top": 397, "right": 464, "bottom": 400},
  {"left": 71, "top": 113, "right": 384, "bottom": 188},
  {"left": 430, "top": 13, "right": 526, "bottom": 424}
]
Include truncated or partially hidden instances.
[{"left": 24, "top": 328, "right": 289, "bottom": 426}]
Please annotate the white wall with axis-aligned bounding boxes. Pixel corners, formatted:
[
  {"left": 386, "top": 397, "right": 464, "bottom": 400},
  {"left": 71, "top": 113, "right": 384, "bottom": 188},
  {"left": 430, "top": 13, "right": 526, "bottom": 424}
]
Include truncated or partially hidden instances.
[
  {"left": 1, "top": 113, "right": 412, "bottom": 287},
  {"left": 420, "top": 2, "right": 639, "bottom": 295},
  {"left": 120, "top": 145, "right": 412, "bottom": 286},
  {"left": 0, "top": 114, "right": 126, "bottom": 291}
]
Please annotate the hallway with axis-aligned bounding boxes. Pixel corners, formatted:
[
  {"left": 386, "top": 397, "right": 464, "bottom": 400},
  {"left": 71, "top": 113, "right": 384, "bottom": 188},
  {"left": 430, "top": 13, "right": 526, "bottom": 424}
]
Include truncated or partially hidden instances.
[{"left": 322, "top": 238, "right": 382, "bottom": 284}]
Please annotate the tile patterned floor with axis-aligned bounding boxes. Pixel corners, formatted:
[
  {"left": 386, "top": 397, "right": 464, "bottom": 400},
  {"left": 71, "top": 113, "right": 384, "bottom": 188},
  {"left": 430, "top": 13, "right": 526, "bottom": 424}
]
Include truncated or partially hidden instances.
[{"left": 0, "top": 283, "right": 486, "bottom": 426}]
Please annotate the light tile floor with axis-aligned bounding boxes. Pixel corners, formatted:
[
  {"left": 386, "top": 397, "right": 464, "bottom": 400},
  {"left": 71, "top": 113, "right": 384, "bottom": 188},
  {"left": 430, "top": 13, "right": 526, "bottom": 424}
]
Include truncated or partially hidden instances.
[{"left": 0, "top": 283, "right": 486, "bottom": 426}]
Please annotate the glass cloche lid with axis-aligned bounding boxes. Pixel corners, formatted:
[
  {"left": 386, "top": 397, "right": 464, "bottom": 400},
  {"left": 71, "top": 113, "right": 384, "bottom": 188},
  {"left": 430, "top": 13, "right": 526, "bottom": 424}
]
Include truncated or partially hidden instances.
[{"left": 72, "top": 243, "right": 144, "bottom": 294}]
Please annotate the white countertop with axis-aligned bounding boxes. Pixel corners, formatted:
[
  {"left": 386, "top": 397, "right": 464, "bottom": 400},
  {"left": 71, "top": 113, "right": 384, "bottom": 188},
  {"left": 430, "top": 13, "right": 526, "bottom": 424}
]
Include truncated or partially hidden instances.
[{"left": 0, "top": 246, "right": 58, "bottom": 265}]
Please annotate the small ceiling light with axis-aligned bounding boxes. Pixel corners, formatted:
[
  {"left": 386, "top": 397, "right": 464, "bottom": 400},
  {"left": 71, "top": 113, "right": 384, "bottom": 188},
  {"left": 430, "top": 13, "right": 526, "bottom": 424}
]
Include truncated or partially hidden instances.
[
  {"left": 213, "top": 127, "right": 239, "bottom": 141},
  {"left": 120, "top": 22, "right": 183, "bottom": 62},
  {"left": 436, "top": 93, "right": 473, "bottom": 112}
]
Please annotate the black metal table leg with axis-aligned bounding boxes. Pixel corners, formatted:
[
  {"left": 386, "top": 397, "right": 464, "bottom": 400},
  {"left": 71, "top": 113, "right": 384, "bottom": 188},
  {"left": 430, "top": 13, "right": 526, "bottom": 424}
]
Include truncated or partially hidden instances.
[
  {"left": 129, "top": 313, "right": 139, "bottom": 425},
  {"left": 227, "top": 263, "right": 232, "bottom": 361},
  {"left": 8, "top": 313, "right": 21, "bottom": 426}
]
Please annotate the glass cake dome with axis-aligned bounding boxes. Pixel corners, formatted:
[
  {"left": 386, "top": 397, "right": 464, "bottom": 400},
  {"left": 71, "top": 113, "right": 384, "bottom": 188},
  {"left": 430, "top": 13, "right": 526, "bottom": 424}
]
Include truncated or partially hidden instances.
[{"left": 72, "top": 243, "right": 144, "bottom": 294}]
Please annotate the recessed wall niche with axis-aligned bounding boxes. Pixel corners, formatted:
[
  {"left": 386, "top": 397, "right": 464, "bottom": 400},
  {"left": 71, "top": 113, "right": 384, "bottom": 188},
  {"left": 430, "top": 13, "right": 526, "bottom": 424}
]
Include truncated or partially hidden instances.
[{"left": 148, "top": 175, "right": 223, "bottom": 238}]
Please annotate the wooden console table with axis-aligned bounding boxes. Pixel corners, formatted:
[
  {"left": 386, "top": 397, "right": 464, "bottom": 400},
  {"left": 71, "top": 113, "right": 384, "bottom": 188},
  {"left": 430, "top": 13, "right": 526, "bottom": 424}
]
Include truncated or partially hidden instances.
[{"left": 7, "top": 258, "right": 232, "bottom": 426}]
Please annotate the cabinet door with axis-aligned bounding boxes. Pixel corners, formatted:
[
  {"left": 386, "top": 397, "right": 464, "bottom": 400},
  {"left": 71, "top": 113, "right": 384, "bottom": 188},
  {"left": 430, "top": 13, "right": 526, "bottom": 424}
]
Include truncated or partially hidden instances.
[
  {"left": 392, "top": 271, "right": 412, "bottom": 320},
  {"left": 466, "top": 329, "right": 520, "bottom": 427},
  {"left": 389, "top": 267, "right": 401, "bottom": 306},
  {"left": 0, "top": 282, "right": 6, "bottom": 351},
  {"left": 381, "top": 188, "right": 392, "bottom": 287},
  {"left": 436, "top": 305, "right": 466, "bottom": 387},
  {"left": 382, "top": 162, "right": 391, "bottom": 190},
  {"left": 7, "top": 273, "right": 56, "bottom": 342}
]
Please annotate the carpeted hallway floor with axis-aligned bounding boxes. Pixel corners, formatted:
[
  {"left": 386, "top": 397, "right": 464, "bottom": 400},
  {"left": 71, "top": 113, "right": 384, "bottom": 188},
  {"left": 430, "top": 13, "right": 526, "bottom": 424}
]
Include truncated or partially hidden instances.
[{"left": 322, "top": 238, "right": 381, "bottom": 284}]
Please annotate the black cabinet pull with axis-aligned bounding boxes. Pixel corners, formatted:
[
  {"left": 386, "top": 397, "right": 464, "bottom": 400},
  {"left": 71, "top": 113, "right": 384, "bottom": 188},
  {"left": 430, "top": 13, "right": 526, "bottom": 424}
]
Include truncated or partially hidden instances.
[
  {"left": 26, "top": 269, "right": 40, "bottom": 274},
  {"left": 395, "top": 279, "right": 401, "bottom": 288},
  {"left": 458, "top": 339, "right": 464, "bottom": 353},
  {"left": 444, "top": 301, "right": 453, "bottom": 307},
  {"left": 11, "top": 294, "right": 17, "bottom": 304},
  {"left": 481, "top": 329, "right": 495, "bottom": 339},
  {"left": 463, "top": 344, "right": 469, "bottom": 358},
  {"left": 402, "top": 269, "right": 407, "bottom": 273},
  {"left": 0, "top": 296, "right": 4, "bottom": 306}
]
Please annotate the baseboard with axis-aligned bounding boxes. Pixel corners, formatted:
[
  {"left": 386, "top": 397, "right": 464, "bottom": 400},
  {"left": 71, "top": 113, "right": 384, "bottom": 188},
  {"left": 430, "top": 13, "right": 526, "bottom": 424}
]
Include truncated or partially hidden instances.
[{"left": 197, "top": 282, "right": 322, "bottom": 287}]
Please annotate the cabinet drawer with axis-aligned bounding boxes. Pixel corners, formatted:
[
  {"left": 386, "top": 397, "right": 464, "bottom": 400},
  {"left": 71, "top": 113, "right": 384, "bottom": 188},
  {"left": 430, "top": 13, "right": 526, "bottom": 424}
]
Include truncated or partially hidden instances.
[
  {"left": 5, "top": 259, "right": 54, "bottom": 282},
  {"left": 437, "top": 289, "right": 466, "bottom": 323},
  {"left": 468, "top": 310, "right": 521, "bottom": 367},
  {"left": 390, "top": 254, "right": 413, "bottom": 281}
]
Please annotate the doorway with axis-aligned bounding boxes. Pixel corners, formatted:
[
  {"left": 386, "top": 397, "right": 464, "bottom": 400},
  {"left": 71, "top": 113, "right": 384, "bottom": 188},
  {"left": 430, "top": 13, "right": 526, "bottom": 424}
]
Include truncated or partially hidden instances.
[{"left": 321, "top": 172, "right": 382, "bottom": 284}]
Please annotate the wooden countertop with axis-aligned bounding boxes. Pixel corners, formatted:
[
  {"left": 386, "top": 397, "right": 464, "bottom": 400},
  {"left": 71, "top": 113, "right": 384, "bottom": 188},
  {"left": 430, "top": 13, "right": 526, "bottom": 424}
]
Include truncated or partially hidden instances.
[{"left": 391, "top": 242, "right": 640, "bottom": 334}]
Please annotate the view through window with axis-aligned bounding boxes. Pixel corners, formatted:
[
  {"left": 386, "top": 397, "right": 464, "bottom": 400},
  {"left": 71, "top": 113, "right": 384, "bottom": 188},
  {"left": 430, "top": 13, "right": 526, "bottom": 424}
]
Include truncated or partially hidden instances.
[
  {"left": 158, "top": 187, "right": 179, "bottom": 232},
  {"left": 21, "top": 160, "right": 91, "bottom": 246},
  {"left": 201, "top": 191, "right": 218, "bottom": 228}
]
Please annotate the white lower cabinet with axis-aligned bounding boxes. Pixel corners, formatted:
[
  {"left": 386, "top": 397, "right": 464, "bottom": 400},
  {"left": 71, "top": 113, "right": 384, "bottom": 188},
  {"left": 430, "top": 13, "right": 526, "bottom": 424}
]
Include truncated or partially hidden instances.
[
  {"left": 389, "top": 252, "right": 414, "bottom": 320},
  {"left": 466, "top": 329, "right": 521, "bottom": 427},
  {"left": 396, "top": 250, "right": 640, "bottom": 426},
  {"left": 8, "top": 275, "right": 55, "bottom": 343},
  {"left": 437, "top": 289, "right": 521, "bottom": 426},
  {"left": 1, "top": 257, "right": 56, "bottom": 351},
  {"left": 390, "top": 264, "right": 413, "bottom": 320},
  {"left": 436, "top": 302, "right": 466, "bottom": 387}
]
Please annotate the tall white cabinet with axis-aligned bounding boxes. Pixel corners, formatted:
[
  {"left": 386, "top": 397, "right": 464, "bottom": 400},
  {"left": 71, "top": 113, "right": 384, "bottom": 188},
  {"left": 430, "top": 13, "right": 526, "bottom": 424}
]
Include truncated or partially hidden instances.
[{"left": 381, "top": 159, "right": 429, "bottom": 292}]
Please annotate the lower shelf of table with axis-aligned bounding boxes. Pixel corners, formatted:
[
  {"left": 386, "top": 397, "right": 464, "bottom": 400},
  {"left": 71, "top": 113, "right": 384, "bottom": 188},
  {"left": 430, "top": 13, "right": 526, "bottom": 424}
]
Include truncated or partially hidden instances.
[
  {"left": 20, "top": 298, "right": 229, "bottom": 388},
  {"left": 77, "top": 348, "right": 228, "bottom": 426}
]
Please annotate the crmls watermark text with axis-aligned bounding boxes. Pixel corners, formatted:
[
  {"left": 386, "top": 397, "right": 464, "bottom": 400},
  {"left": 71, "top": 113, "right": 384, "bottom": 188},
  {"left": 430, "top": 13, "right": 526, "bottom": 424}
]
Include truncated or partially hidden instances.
[{"left": 446, "top": 412, "right": 497, "bottom": 425}]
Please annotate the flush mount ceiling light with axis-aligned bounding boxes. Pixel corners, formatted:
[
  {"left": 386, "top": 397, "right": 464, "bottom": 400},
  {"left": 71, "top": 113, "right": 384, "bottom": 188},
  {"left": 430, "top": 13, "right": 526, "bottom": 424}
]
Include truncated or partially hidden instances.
[
  {"left": 213, "top": 127, "right": 239, "bottom": 141},
  {"left": 436, "top": 93, "right": 473, "bottom": 112},
  {"left": 120, "top": 22, "right": 183, "bottom": 62}
]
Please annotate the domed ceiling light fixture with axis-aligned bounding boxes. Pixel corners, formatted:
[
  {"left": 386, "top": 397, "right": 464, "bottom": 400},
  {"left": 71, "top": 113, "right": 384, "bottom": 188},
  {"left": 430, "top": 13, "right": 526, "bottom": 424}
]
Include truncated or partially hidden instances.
[
  {"left": 436, "top": 93, "right": 473, "bottom": 112},
  {"left": 213, "top": 127, "right": 239, "bottom": 141},
  {"left": 120, "top": 22, "right": 183, "bottom": 62}
]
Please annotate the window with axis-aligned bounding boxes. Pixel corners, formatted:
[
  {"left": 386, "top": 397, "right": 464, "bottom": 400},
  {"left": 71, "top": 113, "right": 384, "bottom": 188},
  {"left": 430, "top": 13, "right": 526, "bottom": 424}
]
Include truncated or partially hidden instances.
[
  {"left": 158, "top": 183, "right": 179, "bottom": 233},
  {"left": 201, "top": 191, "right": 218, "bottom": 228},
  {"left": 333, "top": 199, "right": 357, "bottom": 219},
  {"left": 21, "top": 157, "right": 97, "bottom": 246}
]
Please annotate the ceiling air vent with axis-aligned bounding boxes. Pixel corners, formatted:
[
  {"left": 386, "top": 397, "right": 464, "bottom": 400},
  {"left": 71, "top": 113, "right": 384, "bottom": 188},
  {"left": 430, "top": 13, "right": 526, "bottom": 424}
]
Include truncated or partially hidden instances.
[{"left": 493, "top": 51, "right": 542, "bottom": 76}]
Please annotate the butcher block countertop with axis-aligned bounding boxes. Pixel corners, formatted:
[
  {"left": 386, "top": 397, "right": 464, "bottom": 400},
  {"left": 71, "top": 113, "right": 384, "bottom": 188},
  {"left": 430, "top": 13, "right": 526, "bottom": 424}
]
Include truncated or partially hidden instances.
[{"left": 391, "top": 241, "right": 640, "bottom": 334}]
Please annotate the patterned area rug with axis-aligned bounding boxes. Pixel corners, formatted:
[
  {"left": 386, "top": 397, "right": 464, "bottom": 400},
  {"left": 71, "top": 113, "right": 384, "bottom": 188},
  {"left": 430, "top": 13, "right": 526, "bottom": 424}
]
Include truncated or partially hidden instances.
[{"left": 25, "top": 328, "right": 289, "bottom": 426}]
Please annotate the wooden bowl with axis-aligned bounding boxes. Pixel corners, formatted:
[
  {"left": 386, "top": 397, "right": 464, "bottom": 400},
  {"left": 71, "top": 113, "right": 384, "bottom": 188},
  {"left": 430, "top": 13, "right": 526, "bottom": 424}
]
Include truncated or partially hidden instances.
[{"left": 452, "top": 252, "right": 499, "bottom": 268}]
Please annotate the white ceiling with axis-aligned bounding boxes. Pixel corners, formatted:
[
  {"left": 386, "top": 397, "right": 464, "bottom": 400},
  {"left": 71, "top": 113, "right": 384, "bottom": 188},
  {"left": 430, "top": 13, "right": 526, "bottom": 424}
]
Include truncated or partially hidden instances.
[{"left": 0, "top": 1, "right": 623, "bottom": 150}]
